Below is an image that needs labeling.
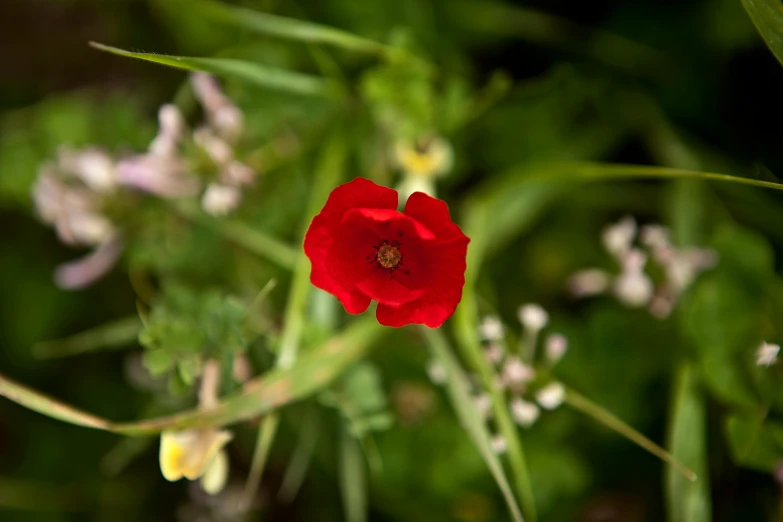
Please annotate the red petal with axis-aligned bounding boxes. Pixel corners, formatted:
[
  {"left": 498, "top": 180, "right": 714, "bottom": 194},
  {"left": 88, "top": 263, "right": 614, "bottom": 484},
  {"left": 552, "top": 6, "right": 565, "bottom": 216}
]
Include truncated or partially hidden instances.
[
  {"left": 378, "top": 194, "right": 470, "bottom": 327},
  {"left": 317, "top": 177, "right": 398, "bottom": 231},
  {"left": 304, "top": 178, "right": 396, "bottom": 314},
  {"left": 305, "top": 214, "right": 371, "bottom": 314},
  {"left": 376, "top": 238, "right": 468, "bottom": 327},
  {"left": 403, "top": 191, "right": 467, "bottom": 243}
]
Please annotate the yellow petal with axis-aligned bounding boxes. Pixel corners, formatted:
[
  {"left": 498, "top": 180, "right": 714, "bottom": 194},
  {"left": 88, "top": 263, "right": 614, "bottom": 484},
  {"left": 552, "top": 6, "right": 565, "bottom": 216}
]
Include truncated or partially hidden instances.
[
  {"left": 159, "top": 430, "right": 196, "bottom": 481},
  {"left": 180, "top": 429, "right": 233, "bottom": 480},
  {"left": 200, "top": 449, "right": 229, "bottom": 495}
]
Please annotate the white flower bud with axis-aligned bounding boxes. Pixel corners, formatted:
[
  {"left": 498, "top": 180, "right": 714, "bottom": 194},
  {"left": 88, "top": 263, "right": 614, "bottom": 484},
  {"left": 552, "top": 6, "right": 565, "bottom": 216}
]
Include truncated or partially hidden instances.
[
  {"left": 201, "top": 183, "right": 241, "bottom": 216},
  {"left": 613, "top": 270, "right": 653, "bottom": 307},
  {"left": 510, "top": 398, "right": 539, "bottom": 428},
  {"left": 518, "top": 304, "right": 548, "bottom": 332},
  {"left": 474, "top": 393, "right": 493, "bottom": 420},
  {"left": 426, "top": 359, "right": 446, "bottom": 385},
  {"left": 756, "top": 341, "right": 780, "bottom": 367},
  {"left": 535, "top": 382, "right": 566, "bottom": 410},
  {"left": 501, "top": 357, "right": 536, "bottom": 387},
  {"left": 490, "top": 435, "right": 507, "bottom": 454},
  {"left": 602, "top": 216, "right": 637, "bottom": 259},
  {"left": 479, "top": 316, "right": 504, "bottom": 341},
  {"left": 544, "top": 334, "right": 568, "bottom": 363}
]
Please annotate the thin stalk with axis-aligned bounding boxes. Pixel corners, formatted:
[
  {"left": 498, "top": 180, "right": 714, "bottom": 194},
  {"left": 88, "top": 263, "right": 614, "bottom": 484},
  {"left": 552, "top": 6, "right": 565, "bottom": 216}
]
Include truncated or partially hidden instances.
[
  {"left": 566, "top": 388, "right": 697, "bottom": 481},
  {"left": 238, "top": 414, "right": 280, "bottom": 510}
]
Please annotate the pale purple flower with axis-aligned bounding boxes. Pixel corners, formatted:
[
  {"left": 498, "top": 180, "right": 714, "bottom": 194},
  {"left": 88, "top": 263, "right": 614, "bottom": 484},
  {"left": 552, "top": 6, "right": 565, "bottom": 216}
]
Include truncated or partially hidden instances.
[
  {"left": 191, "top": 73, "right": 244, "bottom": 142},
  {"left": 56, "top": 146, "right": 116, "bottom": 192},
  {"left": 544, "top": 334, "right": 568, "bottom": 364},
  {"left": 54, "top": 236, "right": 123, "bottom": 290},
  {"left": 501, "top": 357, "right": 536, "bottom": 387},
  {"left": 115, "top": 154, "right": 199, "bottom": 198}
]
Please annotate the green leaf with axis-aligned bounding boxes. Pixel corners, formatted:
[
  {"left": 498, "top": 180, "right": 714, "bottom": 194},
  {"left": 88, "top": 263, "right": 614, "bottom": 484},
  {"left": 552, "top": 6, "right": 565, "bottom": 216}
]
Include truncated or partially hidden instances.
[
  {"left": 741, "top": 0, "right": 783, "bottom": 67},
  {"left": 339, "top": 429, "right": 368, "bottom": 522},
  {"left": 566, "top": 389, "right": 697, "bottom": 481},
  {"left": 725, "top": 414, "right": 783, "bottom": 472},
  {"left": 424, "top": 328, "right": 525, "bottom": 522},
  {"left": 89, "top": 43, "right": 335, "bottom": 98},
  {"left": 185, "top": 0, "right": 390, "bottom": 56},
  {"left": 666, "top": 364, "right": 711, "bottom": 522},
  {"left": 0, "top": 316, "right": 386, "bottom": 435},
  {"left": 32, "top": 316, "right": 141, "bottom": 359}
]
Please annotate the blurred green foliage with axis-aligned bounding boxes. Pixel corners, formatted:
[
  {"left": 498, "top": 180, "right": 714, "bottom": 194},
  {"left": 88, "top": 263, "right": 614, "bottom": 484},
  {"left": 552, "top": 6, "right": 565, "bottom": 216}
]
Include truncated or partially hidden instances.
[{"left": 3, "top": 0, "right": 783, "bottom": 521}]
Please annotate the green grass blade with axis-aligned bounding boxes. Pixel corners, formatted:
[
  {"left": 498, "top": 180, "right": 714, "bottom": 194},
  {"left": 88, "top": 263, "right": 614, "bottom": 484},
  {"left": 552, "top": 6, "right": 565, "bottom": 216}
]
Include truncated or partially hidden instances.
[
  {"left": 666, "top": 364, "right": 711, "bottom": 522},
  {"left": 89, "top": 43, "right": 335, "bottom": 97},
  {"left": 0, "top": 316, "right": 385, "bottom": 435},
  {"left": 528, "top": 161, "right": 783, "bottom": 192},
  {"left": 174, "top": 202, "right": 298, "bottom": 270},
  {"left": 566, "top": 388, "right": 697, "bottom": 481},
  {"left": 186, "top": 0, "right": 389, "bottom": 56},
  {"left": 32, "top": 316, "right": 141, "bottom": 359},
  {"left": 741, "top": 0, "right": 783, "bottom": 68},
  {"left": 239, "top": 413, "right": 280, "bottom": 510},
  {"left": 0, "top": 374, "right": 112, "bottom": 430},
  {"left": 339, "top": 428, "right": 368, "bottom": 522},
  {"left": 278, "top": 408, "right": 320, "bottom": 502},
  {"left": 424, "top": 328, "right": 525, "bottom": 522}
]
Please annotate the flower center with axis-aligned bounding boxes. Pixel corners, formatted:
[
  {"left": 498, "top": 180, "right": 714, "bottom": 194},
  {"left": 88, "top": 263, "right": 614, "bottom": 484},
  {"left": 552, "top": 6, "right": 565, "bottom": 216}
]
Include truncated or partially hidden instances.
[{"left": 377, "top": 244, "right": 402, "bottom": 269}]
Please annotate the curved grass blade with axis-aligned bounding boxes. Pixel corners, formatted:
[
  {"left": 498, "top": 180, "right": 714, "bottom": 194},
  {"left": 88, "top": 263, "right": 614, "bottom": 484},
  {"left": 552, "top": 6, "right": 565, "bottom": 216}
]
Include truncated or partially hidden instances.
[
  {"left": 741, "top": 0, "right": 783, "bottom": 68},
  {"left": 666, "top": 364, "right": 711, "bottom": 522},
  {"left": 339, "top": 428, "right": 368, "bottom": 522},
  {"left": 566, "top": 388, "right": 697, "bottom": 481},
  {"left": 530, "top": 162, "right": 783, "bottom": 192},
  {"left": 238, "top": 413, "right": 280, "bottom": 510},
  {"left": 0, "top": 316, "right": 385, "bottom": 435},
  {"left": 186, "top": 0, "right": 389, "bottom": 56},
  {"left": 32, "top": 316, "right": 141, "bottom": 359},
  {"left": 424, "top": 327, "right": 525, "bottom": 522},
  {"left": 89, "top": 43, "right": 335, "bottom": 98}
]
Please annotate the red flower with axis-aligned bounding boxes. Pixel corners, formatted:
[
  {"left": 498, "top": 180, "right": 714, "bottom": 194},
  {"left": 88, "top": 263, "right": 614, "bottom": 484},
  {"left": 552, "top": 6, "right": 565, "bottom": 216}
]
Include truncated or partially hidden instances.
[{"left": 304, "top": 178, "right": 470, "bottom": 328}]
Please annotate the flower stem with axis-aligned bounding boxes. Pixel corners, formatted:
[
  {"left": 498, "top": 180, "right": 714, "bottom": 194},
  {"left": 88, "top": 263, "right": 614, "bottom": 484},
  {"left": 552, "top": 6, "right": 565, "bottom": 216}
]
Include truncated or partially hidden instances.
[
  {"left": 565, "top": 388, "right": 697, "bottom": 481},
  {"left": 453, "top": 287, "right": 537, "bottom": 522}
]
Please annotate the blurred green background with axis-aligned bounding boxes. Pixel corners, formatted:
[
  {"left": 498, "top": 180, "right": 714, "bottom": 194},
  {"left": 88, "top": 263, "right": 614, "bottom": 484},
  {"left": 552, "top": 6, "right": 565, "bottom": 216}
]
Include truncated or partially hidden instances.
[{"left": 3, "top": 0, "right": 783, "bottom": 521}]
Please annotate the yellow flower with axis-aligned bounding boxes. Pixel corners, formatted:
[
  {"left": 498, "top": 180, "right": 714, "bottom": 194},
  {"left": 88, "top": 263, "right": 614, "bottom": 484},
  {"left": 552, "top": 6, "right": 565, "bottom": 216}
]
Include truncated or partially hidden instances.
[
  {"left": 394, "top": 135, "right": 453, "bottom": 179},
  {"left": 159, "top": 428, "right": 232, "bottom": 494}
]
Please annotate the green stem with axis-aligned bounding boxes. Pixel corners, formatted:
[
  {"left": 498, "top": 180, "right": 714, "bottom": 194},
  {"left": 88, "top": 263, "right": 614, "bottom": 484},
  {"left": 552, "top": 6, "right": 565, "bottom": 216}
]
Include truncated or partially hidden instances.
[
  {"left": 453, "top": 289, "right": 537, "bottom": 522},
  {"left": 239, "top": 413, "right": 280, "bottom": 511},
  {"left": 566, "top": 388, "right": 697, "bottom": 481}
]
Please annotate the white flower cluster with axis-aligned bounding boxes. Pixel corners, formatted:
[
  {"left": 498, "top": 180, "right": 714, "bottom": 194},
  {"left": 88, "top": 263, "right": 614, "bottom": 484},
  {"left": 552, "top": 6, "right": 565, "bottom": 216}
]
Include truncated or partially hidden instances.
[
  {"left": 31, "top": 74, "right": 256, "bottom": 289},
  {"left": 568, "top": 216, "right": 717, "bottom": 318},
  {"left": 428, "top": 304, "right": 568, "bottom": 454}
]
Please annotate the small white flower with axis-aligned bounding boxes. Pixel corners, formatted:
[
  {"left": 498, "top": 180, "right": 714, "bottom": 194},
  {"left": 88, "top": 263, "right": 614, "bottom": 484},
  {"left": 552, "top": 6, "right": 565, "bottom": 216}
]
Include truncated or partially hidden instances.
[
  {"left": 202, "top": 183, "right": 241, "bottom": 216},
  {"left": 426, "top": 359, "right": 446, "bottom": 385},
  {"left": 483, "top": 342, "right": 505, "bottom": 365},
  {"left": 474, "top": 393, "right": 493, "bottom": 419},
  {"left": 191, "top": 73, "right": 244, "bottom": 141},
  {"left": 756, "top": 341, "right": 780, "bottom": 367},
  {"left": 501, "top": 357, "right": 536, "bottom": 387},
  {"left": 479, "top": 316, "right": 504, "bottom": 341},
  {"left": 568, "top": 268, "right": 610, "bottom": 297},
  {"left": 510, "top": 398, "right": 539, "bottom": 428},
  {"left": 602, "top": 216, "right": 637, "bottom": 259},
  {"left": 544, "top": 334, "right": 568, "bottom": 364},
  {"left": 518, "top": 304, "right": 548, "bottom": 332},
  {"left": 115, "top": 154, "right": 199, "bottom": 198},
  {"left": 221, "top": 160, "right": 255, "bottom": 186},
  {"left": 640, "top": 225, "right": 671, "bottom": 250},
  {"left": 613, "top": 270, "right": 654, "bottom": 307},
  {"left": 535, "top": 382, "right": 566, "bottom": 410},
  {"left": 490, "top": 435, "right": 507, "bottom": 454}
]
